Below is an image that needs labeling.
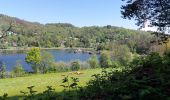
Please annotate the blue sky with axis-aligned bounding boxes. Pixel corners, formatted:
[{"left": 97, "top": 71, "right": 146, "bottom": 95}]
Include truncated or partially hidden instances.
[{"left": 0, "top": 0, "right": 137, "bottom": 29}]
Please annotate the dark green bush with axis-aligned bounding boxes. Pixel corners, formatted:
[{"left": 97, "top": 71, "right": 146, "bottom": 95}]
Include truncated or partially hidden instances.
[
  {"left": 78, "top": 52, "right": 170, "bottom": 100},
  {"left": 70, "top": 61, "right": 81, "bottom": 71}
]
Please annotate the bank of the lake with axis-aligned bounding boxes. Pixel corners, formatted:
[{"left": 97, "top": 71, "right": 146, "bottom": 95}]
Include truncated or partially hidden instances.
[{"left": 0, "top": 47, "right": 95, "bottom": 51}]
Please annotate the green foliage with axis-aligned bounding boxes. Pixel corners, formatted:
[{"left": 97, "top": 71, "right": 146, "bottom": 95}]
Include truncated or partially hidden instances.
[
  {"left": 12, "top": 60, "right": 25, "bottom": 77},
  {"left": 25, "top": 48, "right": 41, "bottom": 73},
  {"left": 25, "top": 49, "right": 56, "bottom": 73},
  {"left": 112, "top": 44, "right": 132, "bottom": 65},
  {"left": 78, "top": 52, "right": 170, "bottom": 99},
  {"left": 3, "top": 53, "right": 170, "bottom": 100},
  {"left": 0, "top": 62, "right": 6, "bottom": 78},
  {"left": 88, "top": 55, "right": 99, "bottom": 68},
  {"left": 27, "top": 86, "right": 37, "bottom": 96},
  {"left": 80, "top": 62, "right": 90, "bottom": 70},
  {"left": 70, "top": 60, "right": 81, "bottom": 71},
  {"left": 43, "top": 86, "right": 55, "bottom": 95},
  {"left": 60, "top": 75, "right": 80, "bottom": 99},
  {"left": 0, "top": 69, "right": 101, "bottom": 98},
  {"left": 121, "top": 0, "right": 170, "bottom": 34},
  {"left": 41, "top": 86, "right": 56, "bottom": 99},
  {"left": 112, "top": 61, "right": 124, "bottom": 69},
  {"left": 50, "top": 62, "right": 70, "bottom": 72},
  {"left": 0, "top": 44, "right": 8, "bottom": 49},
  {"left": 0, "top": 14, "right": 155, "bottom": 54},
  {"left": 130, "top": 52, "right": 162, "bottom": 69},
  {"left": 0, "top": 93, "right": 8, "bottom": 100},
  {"left": 20, "top": 86, "right": 37, "bottom": 99},
  {"left": 99, "top": 51, "right": 113, "bottom": 68},
  {"left": 39, "top": 51, "right": 55, "bottom": 73}
]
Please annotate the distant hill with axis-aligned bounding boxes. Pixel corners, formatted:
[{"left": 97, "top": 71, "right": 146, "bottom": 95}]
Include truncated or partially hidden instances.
[
  {"left": 0, "top": 14, "right": 154, "bottom": 54},
  {"left": 0, "top": 14, "right": 80, "bottom": 35},
  {"left": 0, "top": 14, "right": 44, "bottom": 35},
  {"left": 0, "top": 14, "right": 141, "bottom": 35}
]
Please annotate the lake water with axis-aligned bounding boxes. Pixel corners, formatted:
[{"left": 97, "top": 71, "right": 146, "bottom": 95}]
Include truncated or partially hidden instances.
[{"left": 0, "top": 49, "right": 96, "bottom": 71}]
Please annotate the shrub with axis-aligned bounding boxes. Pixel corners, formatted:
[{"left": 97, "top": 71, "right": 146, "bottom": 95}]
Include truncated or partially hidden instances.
[
  {"left": 39, "top": 51, "right": 55, "bottom": 73},
  {"left": 129, "top": 52, "right": 163, "bottom": 69},
  {"left": 0, "top": 61, "right": 6, "bottom": 78},
  {"left": 78, "top": 53, "right": 170, "bottom": 100},
  {"left": 48, "top": 62, "right": 57, "bottom": 72},
  {"left": 80, "top": 62, "right": 90, "bottom": 70},
  {"left": 99, "top": 51, "right": 113, "bottom": 68},
  {"left": 12, "top": 60, "right": 25, "bottom": 77},
  {"left": 70, "top": 60, "right": 81, "bottom": 71},
  {"left": 112, "top": 44, "right": 132, "bottom": 65},
  {"left": 55, "top": 62, "right": 70, "bottom": 72},
  {"left": 88, "top": 55, "right": 99, "bottom": 69}
]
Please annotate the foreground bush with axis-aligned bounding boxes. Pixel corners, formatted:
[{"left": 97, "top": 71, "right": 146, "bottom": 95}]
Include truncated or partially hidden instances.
[{"left": 79, "top": 52, "right": 170, "bottom": 100}]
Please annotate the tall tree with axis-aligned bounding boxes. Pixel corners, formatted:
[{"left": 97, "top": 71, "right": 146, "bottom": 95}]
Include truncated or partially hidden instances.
[
  {"left": 121, "top": 0, "right": 170, "bottom": 53},
  {"left": 25, "top": 48, "right": 41, "bottom": 73},
  {"left": 121, "top": 0, "right": 170, "bottom": 33}
]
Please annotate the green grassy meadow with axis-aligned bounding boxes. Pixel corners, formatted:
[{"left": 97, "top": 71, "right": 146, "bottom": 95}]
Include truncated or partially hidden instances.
[{"left": 0, "top": 69, "right": 102, "bottom": 97}]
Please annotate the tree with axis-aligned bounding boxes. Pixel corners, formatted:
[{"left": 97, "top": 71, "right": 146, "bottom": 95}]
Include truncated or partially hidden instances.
[
  {"left": 112, "top": 44, "right": 132, "bottom": 65},
  {"left": 13, "top": 60, "right": 25, "bottom": 77},
  {"left": 0, "top": 61, "right": 6, "bottom": 78},
  {"left": 121, "top": 0, "right": 170, "bottom": 33},
  {"left": 99, "top": 51, "right": 113, "bottom": 68},
  {"left": 121, "top": 0, "right": 170, "bottom": 54},
  {"left": 39, "top": 51, "right": 55, "bottom": 73},
  {"left": 88, "top": 55, "right": 99, "bottom": 68},
  {"left": 25, "top": 48, "right": 41, "bottom": 73}
]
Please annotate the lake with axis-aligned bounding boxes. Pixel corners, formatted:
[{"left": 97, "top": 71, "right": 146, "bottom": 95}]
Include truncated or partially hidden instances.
[{"left": 0, "top": 49, "right": 97, "bottom": 71}]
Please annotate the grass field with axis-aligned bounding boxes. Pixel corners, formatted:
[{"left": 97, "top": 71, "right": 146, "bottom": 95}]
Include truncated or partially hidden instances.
[{"left": 0, "top": 69, "right": 102, "bottom": 97}]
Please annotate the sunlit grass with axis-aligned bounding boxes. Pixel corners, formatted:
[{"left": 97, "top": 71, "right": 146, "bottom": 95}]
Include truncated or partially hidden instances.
[{"left": 0, "top": 69, "right": 102, "bottom": 97}]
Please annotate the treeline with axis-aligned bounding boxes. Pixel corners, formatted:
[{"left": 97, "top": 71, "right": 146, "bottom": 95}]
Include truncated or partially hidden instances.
[{"left": 0, "top": 14, "right": 159, "bottom": 54}]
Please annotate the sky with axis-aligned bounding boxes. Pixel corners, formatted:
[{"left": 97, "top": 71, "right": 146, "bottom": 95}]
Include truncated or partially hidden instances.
[{"left": 0, "top": 0, "right": 138, "bottom": 29}]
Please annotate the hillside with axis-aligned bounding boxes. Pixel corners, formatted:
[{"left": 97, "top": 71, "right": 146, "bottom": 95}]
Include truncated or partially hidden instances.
[
  {"left": 0, "top": 14, "right": 44, "bottom": 35},
  {"left": 0, "top": 14, "right": 156, "bottom": 54},
  {"left": 0, "top": 14, "right": 140, "bottom": 35}
]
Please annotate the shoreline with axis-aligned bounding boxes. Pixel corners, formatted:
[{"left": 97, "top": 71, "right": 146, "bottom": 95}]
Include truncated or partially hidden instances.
[
  {"left": 0, "top": 47, "right": 99, "bottom": 55},
  {"left": 0, "top": 47, "right": 95, "bottom": 51}
]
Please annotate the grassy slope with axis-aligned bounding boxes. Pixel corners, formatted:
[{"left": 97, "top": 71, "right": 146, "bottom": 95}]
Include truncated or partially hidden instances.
[{"left": 0, "top": 69, "right": 102, "bottom": 97}]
